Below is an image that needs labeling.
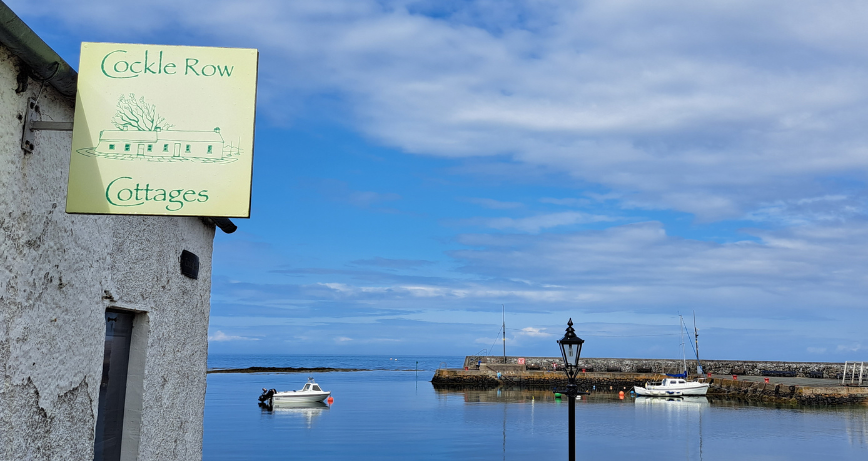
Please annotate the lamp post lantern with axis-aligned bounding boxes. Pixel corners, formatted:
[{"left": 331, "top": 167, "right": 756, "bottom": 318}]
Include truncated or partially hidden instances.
[{"left": 557, "top": 318, "right": 585, "bottom": 461}]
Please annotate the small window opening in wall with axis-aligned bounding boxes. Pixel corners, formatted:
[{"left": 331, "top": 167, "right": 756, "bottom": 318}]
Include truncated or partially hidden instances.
[
  {"left": 207, "top": 145, "right": 213, "bottom": 154},
  {"left": 94, "top": 310, "right": 134, "bottom": 461},
  {"left": 124, "top": 144, "right": 130, "bottom": 152},
  {"left": 147, "top": 144, "right": 153, "bottom": 152},
  {"left": 185, "top": 144, "right": 191, "bottom": 153},
  {"left": 162, "top": 144, "right": 169, "bottom": 152},
  {"left": 109, "top": 144, "right": 115, "bottom": 150}
]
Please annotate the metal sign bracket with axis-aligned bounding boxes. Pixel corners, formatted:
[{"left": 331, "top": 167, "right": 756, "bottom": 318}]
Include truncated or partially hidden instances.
[{"left": 22, "top": 97, "right": 74, "bottom": 153}]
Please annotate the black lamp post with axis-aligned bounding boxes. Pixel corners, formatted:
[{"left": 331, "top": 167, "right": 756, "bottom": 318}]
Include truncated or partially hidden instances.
[{"left": 557, "top": 318, "right": 585, "bottom": 461}]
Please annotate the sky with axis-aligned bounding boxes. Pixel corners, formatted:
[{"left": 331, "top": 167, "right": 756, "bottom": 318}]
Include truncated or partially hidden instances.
[{"left": 11, "top": 0, "right": 868, "bottom": 361}]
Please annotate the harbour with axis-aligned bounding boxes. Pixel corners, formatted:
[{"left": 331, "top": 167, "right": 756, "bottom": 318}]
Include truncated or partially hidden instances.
[
  {"left": 203, "top": 355, "right": 868, "bottom": 460},
  {"left": 432, "top": 356, "right": 868, "bottom": 406}
]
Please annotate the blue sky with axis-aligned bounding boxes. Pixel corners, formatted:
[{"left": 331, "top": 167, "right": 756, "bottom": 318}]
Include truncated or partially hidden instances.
[{"left": 13, "top": 0, "right": 868, "bottom": 361}]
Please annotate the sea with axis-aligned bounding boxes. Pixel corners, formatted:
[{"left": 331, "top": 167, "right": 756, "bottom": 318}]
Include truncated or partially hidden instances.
[{"left": 204, "top": 355, "right": 868, "bottom": 460}]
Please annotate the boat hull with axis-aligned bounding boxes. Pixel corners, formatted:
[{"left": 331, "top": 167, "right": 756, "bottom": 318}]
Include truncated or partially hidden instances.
[
  {"left": 633, "top": 382, "right": 709, "bottom": 397},
  {"left": 633, "top": 386, "right": 683, "bottom": 397},
  {"left": 272, "top": 391, "right": 331, "bottom": 403}
]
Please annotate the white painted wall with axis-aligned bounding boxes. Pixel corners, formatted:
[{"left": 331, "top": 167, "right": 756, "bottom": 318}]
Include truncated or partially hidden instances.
[{"left": 0, "top": 41, "right": 216, "bottom": 460}]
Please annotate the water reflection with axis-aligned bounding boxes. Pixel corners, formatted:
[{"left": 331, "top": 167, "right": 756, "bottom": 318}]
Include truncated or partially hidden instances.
[
  {"left": 634, "top": 396, "right": 709, "bottom": 408},
  {"left": 259, "top": 401, "right": 329, "bottom": 428},
  {"left": 435, "top": 385, "right": 868, "bottom": 458},
  {"left": 436, "top": 387, "right": 713, "bottom": 460},
  {"left": 635, "top": 396, "right": 708, "bottom": 460},
  {"left": 434, "top": 386, "right": 563, "bottom": 403},
  {"left": 844, "top": 406, "right": 868, "bottom": 447}
]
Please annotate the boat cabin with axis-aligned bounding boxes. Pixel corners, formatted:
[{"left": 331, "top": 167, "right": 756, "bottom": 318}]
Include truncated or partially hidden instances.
[
  {"left": 646, "top": 378, "right": 688, "bottom": 387},
  {"left": 303, "top": 382, "right": 323, "bottom": 392}
]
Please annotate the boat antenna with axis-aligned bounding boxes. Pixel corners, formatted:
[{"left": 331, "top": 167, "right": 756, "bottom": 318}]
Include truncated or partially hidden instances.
[{"left": 502, "top": 304, "right": 506, "bottom": 363}]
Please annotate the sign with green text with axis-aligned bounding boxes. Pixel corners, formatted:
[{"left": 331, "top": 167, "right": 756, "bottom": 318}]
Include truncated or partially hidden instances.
[{"left": 67, "top": 42, "right": 258, "bottom": 217}]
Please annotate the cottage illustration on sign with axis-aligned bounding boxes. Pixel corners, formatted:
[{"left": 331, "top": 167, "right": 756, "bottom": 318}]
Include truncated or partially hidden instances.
[{"left": 77, "top": 94, "right": 241, "bottom": 163}]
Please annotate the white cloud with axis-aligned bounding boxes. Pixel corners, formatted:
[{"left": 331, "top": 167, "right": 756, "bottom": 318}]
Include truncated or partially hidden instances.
[
  {"left": 806, "top": 347, "right": 827, "bottom": 354},
  {"left": 517, "top": 327, "right": 552, "bottom": 338},
  {"left": 208, "top": 331, "right": 259, "bottom": 342},
  {"left": 17, "top": 0, "right": 868, "bottom": 219},
  {"left": 335, "top": 336, "right": 354, "bottom": 343},
  {"left": 466, "top": 211, "right": 617, "bottom": 233},
  {"left": 836, "top": 343, "right": 864, "bottom": 353},
  {"left": 745, "top": 195, "right": 865, "bottom": 225},
  {"left": 222, "top": 220, "right": 868, "bottom": 324},
  {"left": 466, "top": 197, "right": 524, "bottom": 210},
  {"left": 539, "top": 198, "right": 590, "bottom": 207},
  {"left": 348, "top": 191, "right": 401, "bottom": 208}
]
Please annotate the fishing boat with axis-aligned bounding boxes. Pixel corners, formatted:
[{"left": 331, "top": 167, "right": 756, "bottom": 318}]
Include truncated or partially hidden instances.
[
  {"left": 633, "top": 314, "right": 710, "bottom": 397},
  {"left": 259, "top": 377, "right": 331, "bottom": 404}
]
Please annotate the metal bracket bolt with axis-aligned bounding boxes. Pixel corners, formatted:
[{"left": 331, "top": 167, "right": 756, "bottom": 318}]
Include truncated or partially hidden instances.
[{"left": 21, "top": 97, "right": 74, "bottom": 153}]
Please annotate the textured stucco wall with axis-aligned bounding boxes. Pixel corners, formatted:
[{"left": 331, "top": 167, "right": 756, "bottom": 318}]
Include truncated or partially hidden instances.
[{"left": 0, "top": 41, "right": 215, "bottom": 460}]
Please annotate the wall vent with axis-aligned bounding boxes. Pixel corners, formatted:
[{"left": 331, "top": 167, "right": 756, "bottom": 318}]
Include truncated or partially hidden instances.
[{"left": 180, "top": 250, "right": 199, "bottom": 279}]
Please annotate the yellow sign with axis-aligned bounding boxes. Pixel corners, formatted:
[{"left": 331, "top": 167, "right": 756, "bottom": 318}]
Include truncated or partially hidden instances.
[{"left": 67, "top": 42, "right": 258, "bottom": 217}]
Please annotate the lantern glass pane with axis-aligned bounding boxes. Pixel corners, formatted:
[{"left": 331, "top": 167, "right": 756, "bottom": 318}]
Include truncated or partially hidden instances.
[{"left": 565, "top": 344, "right": 577, "bottom": 366}]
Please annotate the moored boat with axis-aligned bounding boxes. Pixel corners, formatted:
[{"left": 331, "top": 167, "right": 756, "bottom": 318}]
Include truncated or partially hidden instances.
[
  {"left": 633, "top": 377, "right": 709, "bottom": 397},
  {"left": 259, "top": 377, "right": 331, "bottom": 405},
  {"left": 633, "top": 315, "right": 710, "bottom": 397}
]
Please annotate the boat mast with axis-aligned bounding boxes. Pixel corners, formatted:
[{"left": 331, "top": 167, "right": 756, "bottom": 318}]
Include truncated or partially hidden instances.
[
  {"left": 502, "top": 304, "right": 506, "bottom": 363},
  {"left": 694, "top": 311, "right": 703, "bottom": 375},
  {"left": 680, "top": 315, "right": 687, "bottom": 375}
]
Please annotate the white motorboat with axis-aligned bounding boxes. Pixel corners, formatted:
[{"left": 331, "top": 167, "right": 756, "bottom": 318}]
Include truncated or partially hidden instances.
[
  {"left": 633, "top": 377, "right": 709, "bottom": 397},
  {"left": 260, "top": 377, "right": 331, "bottom": 404}
]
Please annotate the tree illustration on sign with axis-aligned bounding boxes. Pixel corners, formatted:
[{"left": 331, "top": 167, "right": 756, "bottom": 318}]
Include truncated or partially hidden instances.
[{"left": 111, "top": 94, "right": 174, "bottom": 131}]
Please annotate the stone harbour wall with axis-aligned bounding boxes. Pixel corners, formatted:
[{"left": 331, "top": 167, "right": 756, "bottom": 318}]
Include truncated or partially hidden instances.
[
  {"left": 712, "top": 378, "right": 868, "bottom": 406},
  {"left": 433, "top": 369, "right": 868, "bottom": 405},
  {"left": 432, "top": 369, "right": 646, "bottom": 393},
  {"left": 463, "top": 356, "right": 858, "bottom": 379},
  {"left": 436, "top": 359, "right": 868, "bottom": 406}
]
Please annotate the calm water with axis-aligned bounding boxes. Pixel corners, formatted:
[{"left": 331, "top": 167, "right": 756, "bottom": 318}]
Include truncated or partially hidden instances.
[{"left": 204, "top": 355, "right": 868, "bottom": 460}]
